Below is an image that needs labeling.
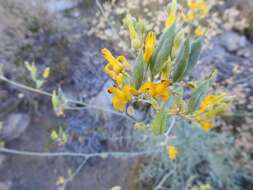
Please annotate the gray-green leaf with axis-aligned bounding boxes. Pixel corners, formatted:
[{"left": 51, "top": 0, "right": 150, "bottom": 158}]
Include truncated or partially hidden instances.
[
  {"left": 184, "top": 37, "right": 203, "bottom": 77},
  {"left": 133, "top": 51, "right": 145, "bottom": 89},
  {"left": 172, "top": 38, "right": 191, "bottom": 82},
  {"left": 187, "top": 72, "right": 216, "bottom": 113},
  {"left": 150, "top": 25, "right": 176, "bottom": 76},
  {"left": 151, "top": 106, "right": 168, "bottom": 136}
]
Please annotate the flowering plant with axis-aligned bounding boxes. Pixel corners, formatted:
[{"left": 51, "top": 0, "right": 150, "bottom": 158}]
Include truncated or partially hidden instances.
[{"left": 102, "top": 0, "right": 232, "bottom": 159}]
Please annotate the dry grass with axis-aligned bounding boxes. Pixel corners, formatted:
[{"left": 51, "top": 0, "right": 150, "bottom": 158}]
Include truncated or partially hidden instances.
[{"left": 0, "top": 0, "right": 57, "bottom": 65}]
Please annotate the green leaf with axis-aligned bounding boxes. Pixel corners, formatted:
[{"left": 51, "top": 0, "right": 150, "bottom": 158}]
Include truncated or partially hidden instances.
[
  {"left": 151, "top": 106, "right": 168, "bottom": 136},
  {"left": 184, "top": 37, "right": 203, "bottom": 77},
  {"left": 187, "top": 71, "right": 217, "bottom": 113},
  {"left": 24, "top": 61, "right": 37, "bottom": 81},
  {"left": 50, "top": 130, "right": 59, "bottom": 141},
  {"left": 150, "top": 24, "right": 176, "bottom": 76},
  {"left": 149, "top": 97, "right": 160, "bottom": 110},
  {"left": 133, "top": 51, "right": 145, "bottom": 89},
  {"left": 62, "top": 132, "right": 68, "bottom": 144},
  {"left": 171, "top": 29, "right": 185, "bottom": 59},
  {"left": 172, "top": 38, "right": 191, "bottom": 82},
  {"left": 135, "top": 18, "right": 146, "bottom": 35},
  {"left": 133, "top": 122, "right": 147, "bottom": 130},
  {"left": 161, "top": 57, "right": 173, "bottom": 80},
  {"left": 36, "top": 80, "right": 44, "bottom": 89},
  {"left": 52, "top": 90, "right": 60, "bottom": 111}
]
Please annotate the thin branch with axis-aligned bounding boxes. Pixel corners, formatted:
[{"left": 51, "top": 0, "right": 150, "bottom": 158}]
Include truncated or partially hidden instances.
[
  {"left": 65, "top": 106, "right": 134, "bottom": 121},
  {"left": 62, "top": 158, "right": 89, "bottom": 190},
  {"left": 165, "top": 117, "right": 176, "bottom": 137},
  {"left": 0, "top": 75, "right": 52, "bottom": 97},
  {"left": 153, "top": 171, "right": 173, "bottom": 190},
  {"left": 0, "top": 147, "right": 160, "bottom": 159},
  {"left": 0, "top": 75, "right": 135, "bottom": 122}
]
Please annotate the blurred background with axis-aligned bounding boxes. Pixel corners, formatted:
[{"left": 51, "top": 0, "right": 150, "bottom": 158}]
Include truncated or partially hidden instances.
[{"left": 0, "top": 0, "right": 252, "bottom": 190}]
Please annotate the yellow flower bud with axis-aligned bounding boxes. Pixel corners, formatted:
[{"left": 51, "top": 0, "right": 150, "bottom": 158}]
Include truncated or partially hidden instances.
[
  {"left": 144, "top": 31, "right": 156, "bottom": 63},
  {"left": 165, "top": 0, "right": 177, "bottom": 28},
  {"left": 56, "top": 176, "right": 65, "bottom": 185},
  {"left": 200, "top": 184, "right": 211, "bottom": 190},
  {"left": 131, "top": 38, "right": 142, "bottom": 49},
  {"left": 124, "top": 14, "right": 138, "bottom": 40},
  {"left": 110, "top": 186, "right": 121, "bottom": 190},
  {"left": 43, "top": 67, "right": 50, "bottom": 79}
]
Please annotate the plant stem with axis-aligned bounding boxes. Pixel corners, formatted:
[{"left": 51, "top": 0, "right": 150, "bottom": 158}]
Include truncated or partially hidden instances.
[
  {"left": 0, "top": 75, "right": 51, "bottom": 97},
  {"left": 0, "top": 75, "right": 135, "bottom": 121},
  {"left": 0, "top": 147, "right": 160, "bottom": 159},
  {"left": 165, "top": 117, "right": 176, "bottom": 137},
  {"left": 62, "top": 158, "right": 89, "bottom": 190},
  {"left": 154, "top": 171, "right": 173, "bottom": 190}
]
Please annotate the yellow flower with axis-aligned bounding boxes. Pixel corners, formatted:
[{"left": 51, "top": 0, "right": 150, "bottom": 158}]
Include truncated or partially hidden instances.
[
  {"left": 165, "top": 0, "right": 177, "bottom": 28},
  {"left": 56, "top": 176, "right": 65, "bottom": 185},
  {"left": 139, "top": 80, "right": 172, "bottom": 101},
  {"left": 102, "top": 48, "right": 129, "bottom": 86},
  {"left": 199, "top": 120, "right": 214, "bottom": 132},
  {"left": 102, "top": 48, "right": 124, "bottom": 73},
  {"left": 43, "top": 67, "right": 50, "bottom": 79},
  {"left": 199, "top": 184, "right": 211, "bottom": 190},
  {"left": 117, "top": 55, "right": 130, "bottom": 68},
  {"left": 188, "top": 0, "right": 198, "bottom": 9},
  {"left": 168, "top": 108, "right": 180, "bottom": 114},
  {"left": 110, "top": 186, "right": 121, "bottom": 190},
  {"left": 114, "top": 73, "right": 124, "bottom": 87},
  {"left": 182, "top": 11, "right": 195, "bottom": 22},
  {"left": 187, "top": 0, "right": 209, "bottom": 19},
  {"left": 194, "top": 26, "right": 206, "bottom": 37},
  {"left": 108, "top": 85, "right": 137, "bottom": 112},
  {"left": 194, "top": 94, "right": 231, "bottom": 132},
  {"left": 144, "top": 32, "right": 156, "bottom": 63},
  {"left": 198, "top": 2, "right": 209, "bottom": 18},
  {"left": 167, "top": 145, "right": 178, "bottom": 160},
  {"left": 198, "top": 95, "right": 220, "bottom": 113}
]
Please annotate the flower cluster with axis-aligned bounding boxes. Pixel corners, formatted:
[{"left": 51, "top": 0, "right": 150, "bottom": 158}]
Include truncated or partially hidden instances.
[
  {"left": 139, "top": 81, "right": 172, "bottom": 101},
  {"left": 101, "top": 0, "right": 231, "bottom": 161},
  {"left": 102, "top": 48, "right": 130, "bottom": 86},
  {"left": 183, "top": 0, "right": 209, "bottom": 22},
  {"left": 102, "top": 22, "right": 172, "bottom": 112},
  {"left": 107, "top": 85, "right": 137, "bottom": 112},
  {"left": 193, "top": 94, "right": 231, "bottom": 132},
  {"left": 24, "top": 61, "right": 50, "bottom": 88}
]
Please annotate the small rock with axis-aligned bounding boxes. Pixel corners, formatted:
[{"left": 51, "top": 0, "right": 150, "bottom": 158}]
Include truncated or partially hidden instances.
[
  {"left": 0, "top": 182, "right": 9, "bottom": 190},
  {"left": 237, "top": 48, "right": 252, "bottom": 58},
  {"left": 0, "top": 113, "right": 31, "bottom": 142},
  {"left": 219, "top": 32, "right": 247, "bottom": 52}
]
